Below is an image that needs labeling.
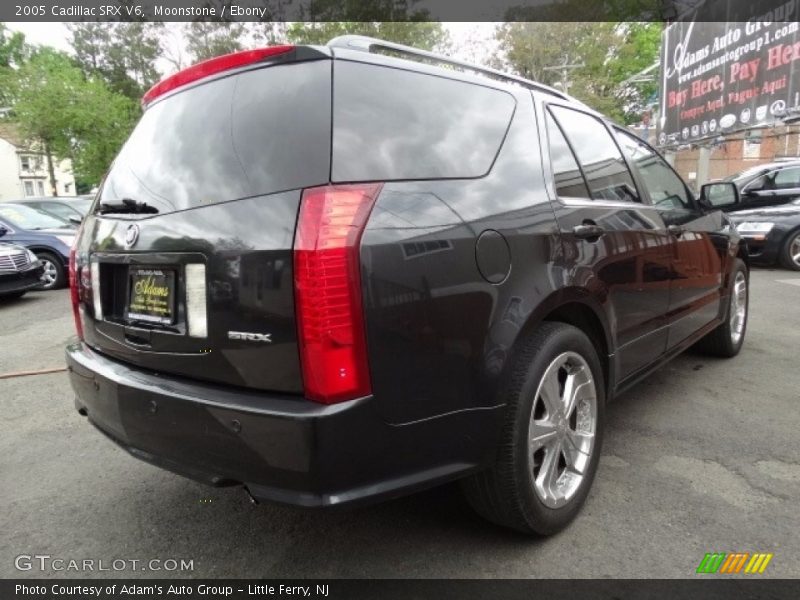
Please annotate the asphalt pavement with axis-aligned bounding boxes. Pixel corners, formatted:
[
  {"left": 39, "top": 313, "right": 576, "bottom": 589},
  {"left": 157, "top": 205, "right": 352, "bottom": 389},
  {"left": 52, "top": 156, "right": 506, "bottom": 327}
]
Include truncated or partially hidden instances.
[{"left": 1, "top": 268, "right": 798, "bottom": 579}]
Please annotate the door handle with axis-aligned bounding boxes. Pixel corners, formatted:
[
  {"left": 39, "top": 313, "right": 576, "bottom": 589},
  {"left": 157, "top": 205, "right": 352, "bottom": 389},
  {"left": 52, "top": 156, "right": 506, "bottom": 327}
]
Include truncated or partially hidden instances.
[
  {"left": 668, "top": 225, "right": 684, "bottom": 237},
  {"left": 572, "top": 223, "right": 605, "bottom": 240}
]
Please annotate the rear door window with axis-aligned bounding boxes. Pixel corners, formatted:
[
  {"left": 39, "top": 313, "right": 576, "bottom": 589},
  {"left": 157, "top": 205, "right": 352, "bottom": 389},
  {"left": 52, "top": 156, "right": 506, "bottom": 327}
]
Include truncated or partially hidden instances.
[
  {"left": 545, "top": 112, "right": 591, "bottom": 199},
  {"left": 99, "top": 60, "right": 332, "bottom": 215},
  {"left": 332, "top": 61, "right": 516, "bottom": 181},
  {"left": 549, "top": 105, "right": 639, "bottom": 203}
]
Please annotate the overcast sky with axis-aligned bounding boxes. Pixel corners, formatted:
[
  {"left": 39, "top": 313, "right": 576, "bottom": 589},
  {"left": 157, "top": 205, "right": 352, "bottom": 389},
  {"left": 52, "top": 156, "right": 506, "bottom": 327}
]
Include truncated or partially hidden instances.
[{"left": 6, "top": 22, "right": 500, "bottom": 78}]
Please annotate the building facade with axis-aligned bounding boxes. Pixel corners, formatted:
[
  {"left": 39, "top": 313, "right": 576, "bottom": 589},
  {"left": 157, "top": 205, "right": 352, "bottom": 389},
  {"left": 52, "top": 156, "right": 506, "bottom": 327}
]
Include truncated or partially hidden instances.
[
  {"left": 0, "top": 122, "right": 76, "bottom": 201},
  {"left": 670, "top": 124, "right": 800, "bottom": 190}
]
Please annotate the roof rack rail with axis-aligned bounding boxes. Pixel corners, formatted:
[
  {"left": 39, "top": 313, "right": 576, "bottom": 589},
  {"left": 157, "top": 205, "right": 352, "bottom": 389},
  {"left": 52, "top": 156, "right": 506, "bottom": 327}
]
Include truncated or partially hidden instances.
[{"left": 327, "top": 35, "right": 571, "bottom": 101}]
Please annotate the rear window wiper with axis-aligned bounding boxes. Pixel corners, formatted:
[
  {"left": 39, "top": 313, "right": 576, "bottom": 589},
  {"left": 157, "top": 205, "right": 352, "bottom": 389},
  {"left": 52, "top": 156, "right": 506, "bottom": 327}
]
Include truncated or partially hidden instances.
[{"left": 98, "top": 198, "right": 159, "bottom": 215}]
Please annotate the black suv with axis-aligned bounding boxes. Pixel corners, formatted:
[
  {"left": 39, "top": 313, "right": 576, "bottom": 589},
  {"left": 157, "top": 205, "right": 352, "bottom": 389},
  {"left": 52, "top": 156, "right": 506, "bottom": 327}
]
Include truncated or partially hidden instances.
[{"left": 67, "top": 37, "right": 749, "bottom": 535}]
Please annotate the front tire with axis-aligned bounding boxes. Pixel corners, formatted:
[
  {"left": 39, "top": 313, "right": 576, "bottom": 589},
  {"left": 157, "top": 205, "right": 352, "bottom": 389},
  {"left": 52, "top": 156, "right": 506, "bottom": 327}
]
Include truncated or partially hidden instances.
[
  {"left": 695, "top": 258, "right": 748, "bottom": 357},
  {"left": 779, "top": 230, "right": 800, "bottom": 271},
  {"left": 36, "top": 252, "right": 66, "bottom": 290},
  {"left": 462, "top": 322, "right": 605, "bottom": 535}
]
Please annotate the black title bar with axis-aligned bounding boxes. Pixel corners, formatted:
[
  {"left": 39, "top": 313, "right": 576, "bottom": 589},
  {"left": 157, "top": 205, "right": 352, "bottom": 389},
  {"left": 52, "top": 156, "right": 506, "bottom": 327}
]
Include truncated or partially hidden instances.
[{"left": 1, "top": 0, "right": 799, "bottom": 23}]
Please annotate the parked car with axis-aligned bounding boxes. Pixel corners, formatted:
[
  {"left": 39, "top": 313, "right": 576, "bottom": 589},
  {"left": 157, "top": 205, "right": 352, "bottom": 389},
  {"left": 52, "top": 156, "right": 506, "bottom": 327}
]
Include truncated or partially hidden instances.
[
  {"left": 0, "top": 242, "right": 44, "bottom": 299},
  {"left": 0, "top": 203, "right": 74, "bottom": 289},
  {"left": 66, "top": 37, "right": 749, "bottom": 535},
  {"left": 14, "top": 196, "right": 93, "bottom": 222},
  {"left": 712, "top": 159, "right": 800, "bottom": 212},
  {"left": 729, "top": 198, "right": 800, "bottom": 270}
]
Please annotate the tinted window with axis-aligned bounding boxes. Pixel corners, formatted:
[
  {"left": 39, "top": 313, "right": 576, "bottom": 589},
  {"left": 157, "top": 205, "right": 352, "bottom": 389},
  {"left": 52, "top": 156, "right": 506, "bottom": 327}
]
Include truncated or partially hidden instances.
[
  {"left": 333, "top": 62, "right": 515, "bottom": 181},
  {"left": 39, "top": 202, "right": 80, "bottom": 220},
  {"left": 99, "top": 61, "right": 332, "bottom": 215},
  {"left": 772, "top": 167, "right": 800, "bottom": 189},
  {"left": 0, "top": 204, "right": 71, "bottom": 229},
  {"left": 545, "top": 112, "right": 590, "bottom": 199},
  {"left": 550, "top": 106, "right": 638, "bottom": 203},
  {"left": 615, "top": 129, "right": 691, "bottom": 209}
]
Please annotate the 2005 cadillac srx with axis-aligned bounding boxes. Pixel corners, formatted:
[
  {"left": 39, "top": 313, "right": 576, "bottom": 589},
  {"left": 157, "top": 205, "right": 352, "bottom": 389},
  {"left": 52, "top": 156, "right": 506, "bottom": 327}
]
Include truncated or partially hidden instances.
[{"left": 67, "top": 37, "right": 749, "bottom": 535}]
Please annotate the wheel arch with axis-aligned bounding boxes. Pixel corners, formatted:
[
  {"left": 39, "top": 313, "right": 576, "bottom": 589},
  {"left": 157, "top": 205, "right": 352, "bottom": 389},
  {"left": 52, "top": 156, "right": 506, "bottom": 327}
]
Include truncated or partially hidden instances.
[
  {"left": 28, "top": 246, "right": 67, "bottom": 265},
  {"left": 514, "top": 289, "right": 614, "bottom": 401}
]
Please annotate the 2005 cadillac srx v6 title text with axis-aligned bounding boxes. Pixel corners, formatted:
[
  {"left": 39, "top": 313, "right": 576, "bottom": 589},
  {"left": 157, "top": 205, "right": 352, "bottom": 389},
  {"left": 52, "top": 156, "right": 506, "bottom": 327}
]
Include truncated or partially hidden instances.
[{"left": 67, "top": 37, "right": 749, "bottom": 535}]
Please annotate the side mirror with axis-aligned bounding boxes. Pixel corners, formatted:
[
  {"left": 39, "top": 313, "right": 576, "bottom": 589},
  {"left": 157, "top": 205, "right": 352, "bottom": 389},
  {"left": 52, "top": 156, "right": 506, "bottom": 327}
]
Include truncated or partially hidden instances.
[
  {"left": 0, "top": 225, "right": 7, "bottom": 237},
  {"left": 68, "top": 216, "right": 83, "bottom": 225},
  {"left": 700, "top": 181, "right": 739, "bottom": 210}
]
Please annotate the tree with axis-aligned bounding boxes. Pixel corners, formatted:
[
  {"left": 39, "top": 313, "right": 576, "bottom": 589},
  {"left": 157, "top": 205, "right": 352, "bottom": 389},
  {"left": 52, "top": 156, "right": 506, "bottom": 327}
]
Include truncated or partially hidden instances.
[
  {"left": 7, "top": 48, "right": 137, "bottom": 190},
  {"left": 0, "top": 23, "right": 27, "bottom": 68},
  {"left": 0, "top": 24, "right": 30, "bottom": 106},
  {"left": 67, "top": 22, "right": 162, "bottom": 100},
  {"left": 185, "top": 22, "right": 247, "bottom": 63},
  {"left": 493, "top": 22, "right": 661, "bottom": 123}
]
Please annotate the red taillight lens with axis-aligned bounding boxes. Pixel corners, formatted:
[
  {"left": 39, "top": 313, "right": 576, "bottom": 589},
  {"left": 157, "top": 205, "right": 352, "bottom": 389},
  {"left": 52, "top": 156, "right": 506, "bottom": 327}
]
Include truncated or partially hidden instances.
[
  {"left": 142, "top": 45, "right": 295, "bottom": 106},
  {"left": 68, "top": 246, "right": 83, "bottom": 340},
  {"left": 294, "top": 183, "right": 383, "bottom": 404}
]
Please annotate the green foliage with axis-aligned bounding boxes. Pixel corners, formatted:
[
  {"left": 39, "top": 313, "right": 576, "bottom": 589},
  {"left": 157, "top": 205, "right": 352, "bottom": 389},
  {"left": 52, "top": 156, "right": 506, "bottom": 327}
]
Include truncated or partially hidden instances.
[
  {"left": 67, "top": 22, "right": 162, "bottom": 100},
  {"left": 0, "top": 23, "right": 31, "bottom": 106},
  {"left": 494, "top": 22, "right": 661, "bottom": 123},
  {"left": 185, "top": 22, "right": 247, "bottom": 63},
  {"left": 0, "top": 23, "right": 27, "bottom": 68},
  {"left": 7, "top": 48, "right": 138, "bottom": 184}
]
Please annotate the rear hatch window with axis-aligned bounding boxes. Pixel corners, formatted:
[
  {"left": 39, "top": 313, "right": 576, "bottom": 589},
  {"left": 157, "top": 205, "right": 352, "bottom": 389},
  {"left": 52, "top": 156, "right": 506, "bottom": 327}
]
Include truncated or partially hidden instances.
[
  {"left": 81, "top": 59, "right": 332, "bottom": 394},
  {"left": 98, "top": 60, "right": 332, "bottom": 215},
  {"left": 332, "top": 60, "right": 516, "bottom": 182}
]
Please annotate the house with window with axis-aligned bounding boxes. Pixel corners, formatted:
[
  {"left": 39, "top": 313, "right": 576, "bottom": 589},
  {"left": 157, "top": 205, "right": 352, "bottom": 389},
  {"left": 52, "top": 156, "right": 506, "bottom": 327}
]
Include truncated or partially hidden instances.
[{"left": 0, "top": 122, "right": 76, "bottom": 200}]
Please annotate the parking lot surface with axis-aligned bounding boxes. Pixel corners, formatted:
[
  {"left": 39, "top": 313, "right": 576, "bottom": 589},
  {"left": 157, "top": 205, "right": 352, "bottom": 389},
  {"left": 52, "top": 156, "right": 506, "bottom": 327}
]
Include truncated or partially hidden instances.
[{"left": 1, "top": 268, "right": 799, "bottom": 579}]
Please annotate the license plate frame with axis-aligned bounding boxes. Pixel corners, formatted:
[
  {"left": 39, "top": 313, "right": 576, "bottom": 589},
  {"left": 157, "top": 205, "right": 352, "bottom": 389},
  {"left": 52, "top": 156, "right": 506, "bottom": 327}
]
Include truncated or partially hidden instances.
[{"left": 125, "top": 267, "right": 177, "bottom": 326}]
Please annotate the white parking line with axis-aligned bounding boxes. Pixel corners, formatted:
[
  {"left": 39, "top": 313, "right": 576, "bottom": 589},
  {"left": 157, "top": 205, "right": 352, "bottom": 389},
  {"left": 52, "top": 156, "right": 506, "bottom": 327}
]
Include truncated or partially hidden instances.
[{"left": 776, "top": 279, "right": 800, "bottom": 287}]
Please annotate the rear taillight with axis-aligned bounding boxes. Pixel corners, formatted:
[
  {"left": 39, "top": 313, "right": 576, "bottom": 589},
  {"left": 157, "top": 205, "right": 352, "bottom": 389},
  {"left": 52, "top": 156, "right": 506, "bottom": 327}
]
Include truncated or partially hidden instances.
[
  {"left": 142, "top": 45, "right": 295, "bottom": 106},
  {"left": 294, "top": 183, "right": 383, "bottom": 404},
  {"left": 68, "top": 246, "right": 83, "bottom": 340}
]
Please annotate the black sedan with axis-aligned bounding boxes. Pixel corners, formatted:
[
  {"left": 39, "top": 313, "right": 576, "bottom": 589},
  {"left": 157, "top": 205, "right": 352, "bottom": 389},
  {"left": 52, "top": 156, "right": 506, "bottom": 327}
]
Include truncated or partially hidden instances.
[
  {"left": 729, "top": 198, "right": 800, "bottom": 270},
  {"left": 0, "top": 242, "right": 44, "bottom": 299},
  {"left": 715, "top": 159, "right": 800, "bottom": 213}
]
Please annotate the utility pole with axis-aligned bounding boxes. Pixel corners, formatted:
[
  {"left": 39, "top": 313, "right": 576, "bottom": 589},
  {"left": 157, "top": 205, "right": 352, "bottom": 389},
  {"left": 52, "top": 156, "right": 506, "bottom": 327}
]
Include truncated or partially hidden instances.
[{"left": 542, "top": 56, "right": 584, "bottom": 92}]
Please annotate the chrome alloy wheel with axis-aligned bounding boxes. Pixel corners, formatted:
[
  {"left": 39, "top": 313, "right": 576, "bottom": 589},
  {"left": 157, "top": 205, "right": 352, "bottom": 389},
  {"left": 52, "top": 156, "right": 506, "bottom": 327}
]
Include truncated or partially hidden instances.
[
  {"left": 729, "top": 270, "right": 747, "bottom": 346},
  {"left": 790, "top": 234, "right": 800, "bottom": 269},
  {"left": 528, "top": 351, "right": 597, "bottom": 508},
  {"left": 40, "top": 257, "right": 58, "bottom": 289}
]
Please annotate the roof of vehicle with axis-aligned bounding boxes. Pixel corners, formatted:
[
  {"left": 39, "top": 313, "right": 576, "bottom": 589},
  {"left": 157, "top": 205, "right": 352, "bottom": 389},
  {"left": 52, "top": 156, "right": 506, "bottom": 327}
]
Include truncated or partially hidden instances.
[
  {"left": 326, "top": 35, "right": 598, "bottom": 114},
  {"left": 727, "top": 160, "right": 800, "bottom": 182},
  {"left": 10, "top": 196, "right": 86, "bottom": 203}
]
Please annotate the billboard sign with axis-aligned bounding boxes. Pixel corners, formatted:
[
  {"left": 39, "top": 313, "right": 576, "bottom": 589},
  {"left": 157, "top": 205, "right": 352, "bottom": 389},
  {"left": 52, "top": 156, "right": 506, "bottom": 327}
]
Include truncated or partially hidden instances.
[{"left": 660, "top": 15, "right": 800, "bottom": 146}]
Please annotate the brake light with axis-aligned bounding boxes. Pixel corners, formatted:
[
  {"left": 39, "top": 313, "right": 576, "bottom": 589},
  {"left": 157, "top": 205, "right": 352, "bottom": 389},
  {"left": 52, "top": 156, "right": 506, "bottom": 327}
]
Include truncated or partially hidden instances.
[
  {"left": 68, "top": 246, "right": 83, "bottom": 340},
  {"left": 142, "top": 45, "right": 295, "bottom": 106},
  {"left": 294, "top": 184, "right": 383, "bottom": 404}
]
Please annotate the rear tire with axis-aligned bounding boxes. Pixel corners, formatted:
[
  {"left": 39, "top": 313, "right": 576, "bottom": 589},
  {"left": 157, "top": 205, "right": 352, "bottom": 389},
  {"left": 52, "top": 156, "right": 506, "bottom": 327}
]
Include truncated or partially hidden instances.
[
  {"left": 462, "top": 322, "right": 605, "bottom": 535},
  {"left": 778, "top": 230, "right": 800, "bottom": 271},
  {"left": 36, "top": 251, "right": 66, "bottom": 290},
  {"left": 695, "top": 258, "right": 748, "bottom": 357}
]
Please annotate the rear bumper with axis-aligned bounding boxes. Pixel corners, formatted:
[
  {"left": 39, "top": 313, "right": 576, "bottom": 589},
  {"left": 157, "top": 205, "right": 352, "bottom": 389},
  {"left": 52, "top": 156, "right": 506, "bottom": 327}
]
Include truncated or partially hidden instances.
[
  {"left": 66, "top": 343, "right": 500, "bottom": 507},
  {"left": 0, "top": 262, "right": 44, "bottom": 294}
]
